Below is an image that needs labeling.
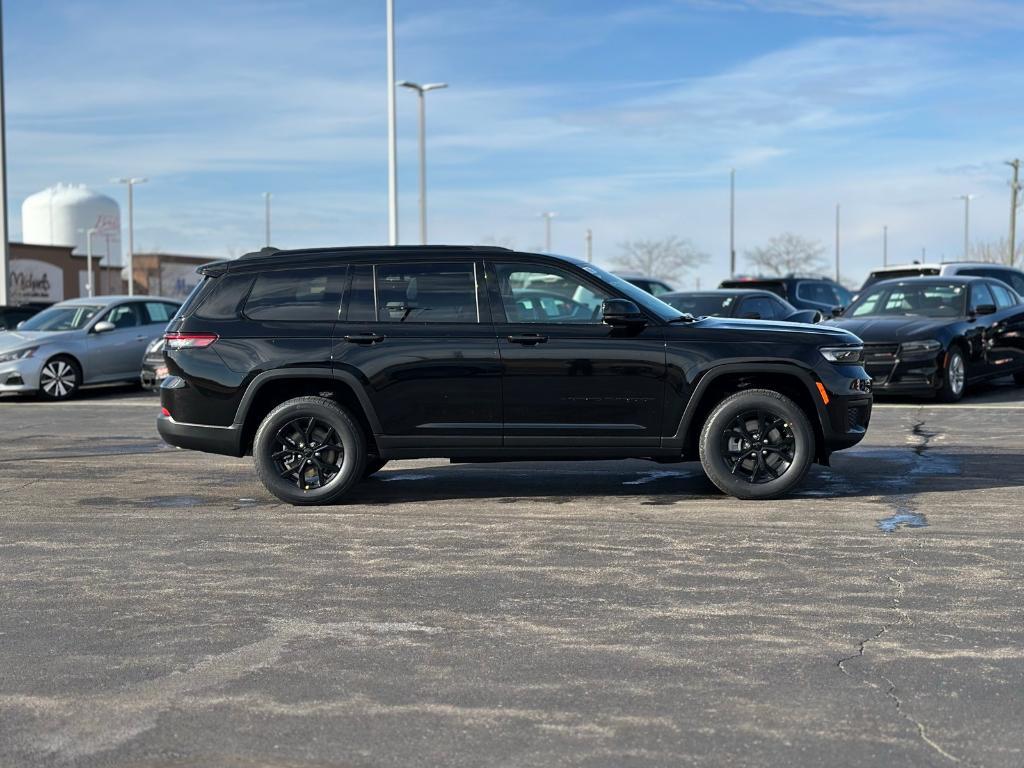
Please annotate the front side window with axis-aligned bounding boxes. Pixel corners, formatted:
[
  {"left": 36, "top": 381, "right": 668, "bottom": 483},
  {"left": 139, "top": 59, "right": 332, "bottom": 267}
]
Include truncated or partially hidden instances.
[
  {"left": 989, "top": 282, "right": 1016, "bottom": 309},
  {"left": 244, "top": 267, "right": 345, "bottom": 322},
  {"left": 374, "top": 262, "right": 479, "bottom": 323},
  {"left": 662, "top": 294, "right": 734, "bottom": 317},
  {"left": 104, "top": 303, "right": 141, "bottom": 329},
  {"left": 739, "top": 296, "right": 779, "bottom": 320},
  {"left": 143, "top": 301, "right": 177, "bottom": 324},
  {"left": 495, "top": 264, "right": 609, "bottom": 324},
  {"left": 969, "top": 283, "right": 995, "bottom": 312}
]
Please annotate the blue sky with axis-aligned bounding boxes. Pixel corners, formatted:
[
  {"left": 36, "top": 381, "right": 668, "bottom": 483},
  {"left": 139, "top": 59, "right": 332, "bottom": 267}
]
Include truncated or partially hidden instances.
[{"left": 6, "top": 0, "right": 1024, "bottom": 285}]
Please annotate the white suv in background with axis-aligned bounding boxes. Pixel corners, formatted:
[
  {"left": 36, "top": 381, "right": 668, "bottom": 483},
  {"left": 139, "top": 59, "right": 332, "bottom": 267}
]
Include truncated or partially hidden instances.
[{"left": 862, "top": 262, "right": 1024, "bottom": 295}]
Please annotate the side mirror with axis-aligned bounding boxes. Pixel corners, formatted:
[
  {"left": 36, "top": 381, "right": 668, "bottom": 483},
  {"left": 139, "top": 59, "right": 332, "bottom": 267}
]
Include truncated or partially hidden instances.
[
  {"left": 16, "top": 321, "right": 25, "bottom": 330},
  {"left": 787, "top": 309, "right": 822, "bottom": 324},
  {"left": 973, "top": 303, "right": 997, "bottom": 316},
  {"left": 831, "top": 306, "right": 844, "bottom": 318},
  {"left": 92, "top": 320, "right": 116, "bottom": 334},
  {"left": 601, "top": 298, "right": 645, "bottom": 327}
]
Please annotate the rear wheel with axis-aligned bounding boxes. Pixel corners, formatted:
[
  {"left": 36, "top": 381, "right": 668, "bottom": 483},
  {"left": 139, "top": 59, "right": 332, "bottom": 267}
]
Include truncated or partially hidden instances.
[
  {"left": 37, "top": 355, "right": 81, "bottom": 401},
  {"left": 698, "top": 389, "right": 815, "bottom": 500},
  {"left": 253, "top": 396, "right": 366, "bottom": 505},
  {"left": 938, "top": 347, "right": 965, "bottom": 403}
]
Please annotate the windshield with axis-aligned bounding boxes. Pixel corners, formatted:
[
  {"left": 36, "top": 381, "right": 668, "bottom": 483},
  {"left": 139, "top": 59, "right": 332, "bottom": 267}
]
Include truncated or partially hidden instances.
[
  {"left": 846, "top": 283, "right": 966, "bottom": 319},
  {"left": 662, "top": 294, "right": 735, "bottom": 317},
  {"left": 18, "top": 304, "right": 103, "bottom": 331},
  {"left": 576, "top": 263, "right": 686, "bottom": 322}
]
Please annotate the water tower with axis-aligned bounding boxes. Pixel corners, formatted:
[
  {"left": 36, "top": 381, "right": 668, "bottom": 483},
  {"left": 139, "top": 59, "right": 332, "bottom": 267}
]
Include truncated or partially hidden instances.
[{"left": 21, "top": 183, "right": 122, "bottom": 266}]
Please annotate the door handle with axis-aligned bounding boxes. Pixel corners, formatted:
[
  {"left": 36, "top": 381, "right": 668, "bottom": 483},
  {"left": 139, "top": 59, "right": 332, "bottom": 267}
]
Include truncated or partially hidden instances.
[
  {"left": 136, "top": 335, "right": 146, "bottom": 341},
  {"left": 507, "top": 333, "right": 548, "bottom": 345},
  {"left": 343, "top": 333, "right": 385, "bottom": 345}
]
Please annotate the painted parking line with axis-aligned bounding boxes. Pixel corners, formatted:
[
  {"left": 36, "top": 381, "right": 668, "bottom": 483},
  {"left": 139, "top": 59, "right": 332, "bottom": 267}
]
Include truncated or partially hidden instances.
[{"left": 873, "top": 403, "right": 1024, "bottom": 410}]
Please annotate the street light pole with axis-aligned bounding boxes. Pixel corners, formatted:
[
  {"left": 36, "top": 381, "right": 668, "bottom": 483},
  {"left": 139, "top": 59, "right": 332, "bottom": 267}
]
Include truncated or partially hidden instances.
[
  {"left": 397, "top": 81, "right": 448, "bottom": 244},
  {"left": 85, "top": 227, "right": 96, "bottom": 297},
  {"left": 729, "top": 168, "right": 736, "bottom": 278},
  {"left": 541, "top": 212, "right": 556, "bottom": 252},
  {"left": 883, "top": 225, "right": 888, "bottom": 267},
  {"left": 1007, "top": 160, "right": 1021, "bottom": 267},
  {"left": 834, "top": 203, "right": 841, "bottom": 282},
  {"left": 0, "top": 0, "right": 10, "bottom": 305},
  {"left": 957, "top": 194, "right": 975, "bottom": 260},
  {"left": 112, "top": 177, "right": 147, "bottom": 296},
  {"left": 263, "top": 192, "right": 271, "bottom": 247},
  {"left": 385, "top": 0, "right": 398, "bottom": 245},
  {"left": 585, "top": 228, "right": 592, "bottom": 262}
]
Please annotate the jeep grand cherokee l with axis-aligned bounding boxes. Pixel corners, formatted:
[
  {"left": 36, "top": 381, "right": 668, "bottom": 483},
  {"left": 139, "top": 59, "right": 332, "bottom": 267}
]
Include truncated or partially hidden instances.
[{"left": 157, "top": 246, "right": 872, "bottom": 503}]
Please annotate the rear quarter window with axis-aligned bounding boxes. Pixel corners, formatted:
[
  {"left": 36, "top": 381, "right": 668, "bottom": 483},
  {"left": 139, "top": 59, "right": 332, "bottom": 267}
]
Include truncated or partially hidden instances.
[
  {"left": 243, "top": 267, "right": 346, "bottom": 322},
  {"left": 194, "top": 273, "right": 256, "bottom": 320}
]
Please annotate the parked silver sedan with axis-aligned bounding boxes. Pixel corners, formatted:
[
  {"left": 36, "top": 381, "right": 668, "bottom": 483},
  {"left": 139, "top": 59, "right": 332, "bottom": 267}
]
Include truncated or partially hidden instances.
[{"left": 0, "top": 295, "right": 180, "bottom": 400}]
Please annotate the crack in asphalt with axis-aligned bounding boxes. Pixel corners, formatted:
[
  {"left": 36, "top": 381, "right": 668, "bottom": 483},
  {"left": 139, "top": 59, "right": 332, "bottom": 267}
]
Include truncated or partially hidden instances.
[{"left": 838, "top": 412, "right": 968, "bottom": 766}]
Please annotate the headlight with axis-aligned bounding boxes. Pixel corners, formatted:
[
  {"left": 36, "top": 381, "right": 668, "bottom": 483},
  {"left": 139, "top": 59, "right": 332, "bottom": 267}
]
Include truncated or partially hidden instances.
[
  {"left": 899, "top": 339, "right": 942, "bottom": 358},
  {"left": 0, "top": 346, "right": 37, "bottom": 363},
  {"left": 819, "top": 345, "right": 863, "bottom": 364}
]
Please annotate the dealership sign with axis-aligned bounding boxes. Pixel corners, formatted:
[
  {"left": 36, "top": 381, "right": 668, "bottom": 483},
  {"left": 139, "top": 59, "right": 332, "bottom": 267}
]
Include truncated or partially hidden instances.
[{"left": 9, "top": 259, "right": 64, "bottom": 304}]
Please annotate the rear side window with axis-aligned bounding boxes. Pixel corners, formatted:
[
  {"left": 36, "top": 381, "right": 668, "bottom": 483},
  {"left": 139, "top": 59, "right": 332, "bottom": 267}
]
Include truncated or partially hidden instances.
[
  {"left": 966, "top": 268, "right": 1024, "bottom": 296},
  {"left": 373, "top": 262, "right": 479, "bottom": 323},
  {"left": 244, "top": 267, "right": 346, "bottom": 321},
  {"left": 142, "top": 302, "right": 178, "bottom": 324},
  {"left": 796, "top": 281, "right": 839, "bottom": 305},
  {"left": 194, "top": 274, "right": 256, "bottom": 320}
]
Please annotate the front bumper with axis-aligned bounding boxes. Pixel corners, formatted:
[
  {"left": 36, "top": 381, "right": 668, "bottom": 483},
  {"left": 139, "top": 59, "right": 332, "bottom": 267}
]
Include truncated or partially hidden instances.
[
  {"left": 864, "top": 349, "right": 944, "bottom": 396},
  {"left": 140, "top": 358, "right": 169, "bottom": 390},
  {"left": 0, "top": 357, "right": 43, "bottom": 393},
  {"left": 815, "top": 365, "right": 873, "bottom": 453}
]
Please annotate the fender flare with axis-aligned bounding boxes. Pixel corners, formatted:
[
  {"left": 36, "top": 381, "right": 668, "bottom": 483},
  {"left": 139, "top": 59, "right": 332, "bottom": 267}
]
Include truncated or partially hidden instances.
[
  {"left": 231, "top": 366, "right": 384, "bottom": 435},
  {"left": 667, "top": 361, "right": 825, "bottom": 446}
]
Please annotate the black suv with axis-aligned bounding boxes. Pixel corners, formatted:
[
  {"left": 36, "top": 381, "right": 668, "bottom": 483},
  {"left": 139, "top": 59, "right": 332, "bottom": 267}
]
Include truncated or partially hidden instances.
[
  {"left": 719, "top": 276, "right": 853, "bottom": 315},
  {"left": 157, "top": 246, "right": 872, "bottom": 503}
]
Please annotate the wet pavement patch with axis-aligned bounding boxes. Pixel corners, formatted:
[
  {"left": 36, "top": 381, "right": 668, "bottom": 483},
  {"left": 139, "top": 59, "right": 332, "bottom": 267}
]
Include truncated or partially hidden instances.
[{"left": 877, "top": 512, "right": 929, "bottom": 533}]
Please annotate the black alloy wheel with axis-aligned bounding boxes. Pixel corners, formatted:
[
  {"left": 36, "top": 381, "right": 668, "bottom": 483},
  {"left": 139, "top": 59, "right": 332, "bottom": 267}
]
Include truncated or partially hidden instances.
[
  {"left": 720, "top": 410, "right": 795, "bottom": 484},
  {"left": 272, "top": 416, "right": 345, "bottom": 491},
  {"left": 253, "top": 396, "right": 366, "bottom": 505},
  {"left": 699, "top": 389, "right": 814, "bottom": 500}
]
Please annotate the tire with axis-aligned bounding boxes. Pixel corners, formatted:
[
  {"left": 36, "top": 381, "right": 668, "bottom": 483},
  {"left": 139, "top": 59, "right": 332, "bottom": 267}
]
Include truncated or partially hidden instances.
[
  {"left": 698, "top": 389, "right": 815, "bottom": 500},
  {"left": 253, "top": 396, "right": 366, "bottom": 505},
  {"left": 363, "top": 457, "right": 389, "bottom": 478},
  {"left": 37, "top": 355, "right": 81, "bottom": 401},
  {"left": 937, "top": 347, "right": 965, "bottom": 403}
]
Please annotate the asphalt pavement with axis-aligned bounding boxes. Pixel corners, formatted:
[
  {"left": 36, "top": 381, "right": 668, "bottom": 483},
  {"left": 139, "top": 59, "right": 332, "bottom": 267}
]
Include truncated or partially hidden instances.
[{"left": 1, "top": 381, "right": 1022, "bottom": 767}]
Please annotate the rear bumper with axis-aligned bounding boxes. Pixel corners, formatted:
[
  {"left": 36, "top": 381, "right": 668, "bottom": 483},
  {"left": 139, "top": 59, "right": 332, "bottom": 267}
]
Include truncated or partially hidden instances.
[{"left": 157, "top": 413, "right": 244, "bottom": 457}]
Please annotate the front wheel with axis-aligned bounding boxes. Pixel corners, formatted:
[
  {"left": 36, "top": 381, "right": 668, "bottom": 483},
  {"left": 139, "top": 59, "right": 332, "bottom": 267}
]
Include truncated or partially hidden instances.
[
  {"left": 699, "top": 389, "right": 815, "bottom": 500},
  {"left": 38, "top": 355, "right": 81, "bottom": 401},
  {"left": 937, "top": 347, "right": 965, "bottom": 403},
  {"left": 253, "top": 396, "right": 366, "bottom": 505}
]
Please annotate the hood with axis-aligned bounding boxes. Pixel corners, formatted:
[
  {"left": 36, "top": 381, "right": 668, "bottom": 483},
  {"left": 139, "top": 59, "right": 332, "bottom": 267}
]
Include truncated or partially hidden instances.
[
  {"left": 826, "top": 316, "right": 951, "bottom": 342},
  {"left": 0, "top": 329, "right": 76, "bottom": 352},
  {"left": 690, "top": 316, "right": 860, "bottom": 343}
]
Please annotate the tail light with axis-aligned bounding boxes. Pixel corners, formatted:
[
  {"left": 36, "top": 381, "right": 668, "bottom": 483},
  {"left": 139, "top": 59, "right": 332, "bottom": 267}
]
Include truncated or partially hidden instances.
[{"left": 164, "top": 332, "right": 218, "bottom": 350}]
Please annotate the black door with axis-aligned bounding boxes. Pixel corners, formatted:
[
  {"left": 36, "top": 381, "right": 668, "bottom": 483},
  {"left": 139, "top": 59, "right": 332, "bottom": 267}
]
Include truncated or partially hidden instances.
[
  {"left": 334, "top": 260, "right": 501, "bottom": 448},
  {"left": 964, "top": 282, "right": 996, "bottom": 379},
  {"left": 486, "top": 259, "right": 666, "bottom": 447},
  {"left": 982, "top": 281, "right": 1024, "bottom": 375}
]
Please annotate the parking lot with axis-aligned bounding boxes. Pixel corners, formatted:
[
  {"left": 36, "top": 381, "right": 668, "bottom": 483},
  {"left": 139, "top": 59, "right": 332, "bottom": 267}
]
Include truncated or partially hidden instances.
[{"left": 1, "top": 382, "right": 1023, "bottom": 767}]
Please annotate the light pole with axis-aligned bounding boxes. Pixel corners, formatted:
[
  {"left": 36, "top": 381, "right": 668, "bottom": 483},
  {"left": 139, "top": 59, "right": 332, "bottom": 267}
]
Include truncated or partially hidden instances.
[
  {"left": 883, "top": 225, "right": 888, "bottom": 267},
  {"left": 957, "top": 194, "right": 975, "bottom": 260},
  {"left": 0, "top": 0, "right": 10, "bottom": 305},
  {"left": 729, "top": 168, "right": 736, "bottom": 278},
  {"left": 386, "top": 0, "right": 398, "bottom": 245},
  {"left": 1007, "top": 160, "right": 1021, "bottom": 267},
  {"left": 541, "top": 212, "right": 556, "bottom": 252},
  {"left": 834, "top": 203, "right": 841, "bottom": 282},
  {"left": 112, "top": 177, "right": 147, "bottom": 295},
  {"left": 585, "top": 228, "right": 592, "bottom": 262},
  {"left": 397, "top": 80, "right": 448, "bottom": 244},
  {"left": 78, "top": 227, "right": 97, "bottom": 297},
  {"left": 263, "top": 192, "right": 271, "bottom": 247}
]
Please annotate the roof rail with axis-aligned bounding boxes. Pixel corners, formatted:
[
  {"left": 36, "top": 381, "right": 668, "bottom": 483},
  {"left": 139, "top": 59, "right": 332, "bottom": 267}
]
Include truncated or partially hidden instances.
[
  {"left": 239, "top": 247, "right": 281, "bottom": 260},
  {"left": 239, "top": 244, "right": 512, "bottom": 260}
]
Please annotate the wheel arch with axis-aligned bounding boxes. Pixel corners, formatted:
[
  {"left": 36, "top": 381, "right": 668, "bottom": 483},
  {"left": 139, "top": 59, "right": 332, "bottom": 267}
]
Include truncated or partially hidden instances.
[
  {"left": 233, "top": 368, "right": 382, "bottom": 455},
  {"left": 670, "top": 363, "right": 828, "bottom": 463}
]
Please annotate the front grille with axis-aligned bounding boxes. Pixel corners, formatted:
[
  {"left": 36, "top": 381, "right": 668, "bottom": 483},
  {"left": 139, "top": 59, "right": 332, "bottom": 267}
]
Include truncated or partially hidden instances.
[{"left": 863, "top": 343, "right": 899, "bottom": 364}]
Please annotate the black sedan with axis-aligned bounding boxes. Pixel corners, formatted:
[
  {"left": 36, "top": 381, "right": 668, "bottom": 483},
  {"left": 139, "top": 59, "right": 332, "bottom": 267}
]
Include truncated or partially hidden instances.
[
  {"left": 659, "top": 289, "right": 823, "bottom": 323},
  {"left": 827, "top": 276, "right": 1024, "bottom": 401}
]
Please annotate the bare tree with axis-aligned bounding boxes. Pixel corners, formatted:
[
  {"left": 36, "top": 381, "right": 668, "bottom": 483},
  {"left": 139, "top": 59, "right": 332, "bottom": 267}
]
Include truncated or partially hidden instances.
[
  {"left": 612, "top": 236, "right": 708, "bottom": 283},
  {"left": 969, "top": 237, "right": 1023, "bottom": 266},
  {"left": 744, "top": 233, "right": 828, "bottom": 277}
]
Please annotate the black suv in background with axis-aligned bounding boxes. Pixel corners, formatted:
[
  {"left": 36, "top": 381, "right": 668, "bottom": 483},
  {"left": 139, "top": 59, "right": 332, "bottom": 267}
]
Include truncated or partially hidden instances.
[
  {"left": 719, "top": 276, "right": 853, "bottom": 315},
  {"left": 157, "top": 246, "right": 872, "bottom": 503}
]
